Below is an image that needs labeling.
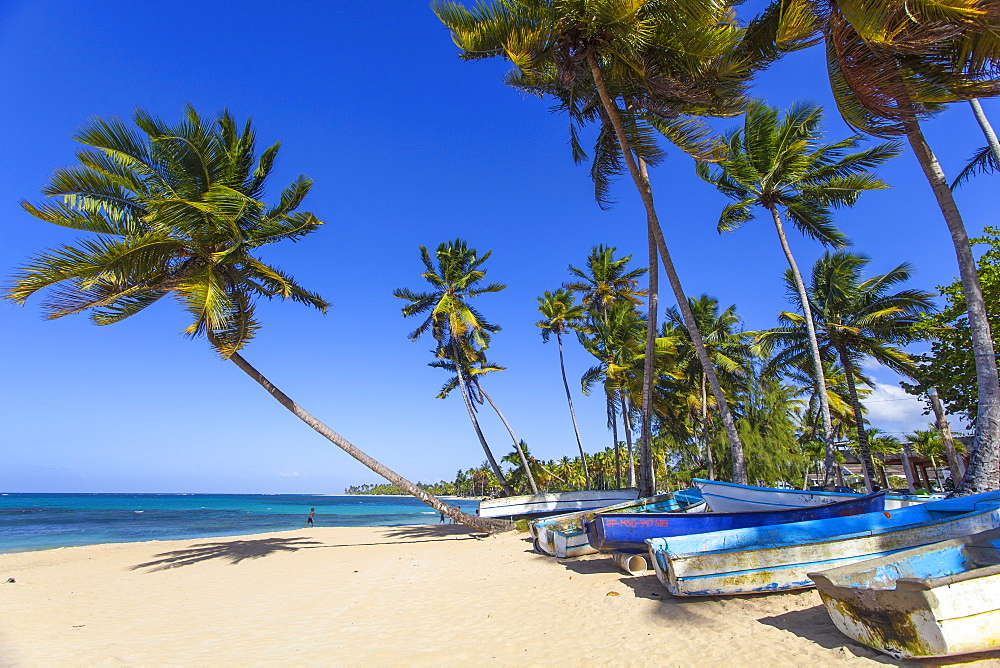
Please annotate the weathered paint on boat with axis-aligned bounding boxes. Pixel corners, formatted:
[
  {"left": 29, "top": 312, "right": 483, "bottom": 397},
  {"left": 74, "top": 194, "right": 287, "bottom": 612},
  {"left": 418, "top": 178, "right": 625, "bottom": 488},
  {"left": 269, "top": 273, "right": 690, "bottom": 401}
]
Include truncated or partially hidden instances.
[
  {"left": 531, "top": 490, "right": 704, "bottom": 558},
  {"left": 694, "top": 478, "right": 932, "bottom": 513},
  {"left": 586, "top": 492, "right": 887, "bottom": 555},
  {"left": 647, "top": 490, "right": 1000, "bottom": 597},
  {"left": 809, "top": 528, "right": 1000, "bottom": 659},
  {"left": 477, "top": 489, "right": 638, "bottom": 519}
]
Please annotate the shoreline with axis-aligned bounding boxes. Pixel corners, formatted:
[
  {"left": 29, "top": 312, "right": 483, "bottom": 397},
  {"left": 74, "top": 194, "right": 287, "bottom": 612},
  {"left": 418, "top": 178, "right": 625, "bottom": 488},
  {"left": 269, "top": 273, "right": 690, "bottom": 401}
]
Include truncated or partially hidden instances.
[{"left": 6, "top": 524, "right": 996, "bottom": 666}]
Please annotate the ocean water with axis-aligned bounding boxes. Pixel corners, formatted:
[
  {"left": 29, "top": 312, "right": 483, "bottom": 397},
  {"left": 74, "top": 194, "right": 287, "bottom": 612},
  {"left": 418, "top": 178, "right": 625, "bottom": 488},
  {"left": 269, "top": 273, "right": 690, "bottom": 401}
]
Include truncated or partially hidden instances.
[{"left": 0, "top": 493, "right": 481, "bottom": 553}]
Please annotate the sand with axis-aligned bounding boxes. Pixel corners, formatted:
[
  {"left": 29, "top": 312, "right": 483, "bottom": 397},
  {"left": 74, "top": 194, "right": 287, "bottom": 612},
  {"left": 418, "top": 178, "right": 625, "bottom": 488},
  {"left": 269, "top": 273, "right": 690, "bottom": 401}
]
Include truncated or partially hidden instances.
[{"left": 2, "top": 525, "right": 999, "bottom": 667}]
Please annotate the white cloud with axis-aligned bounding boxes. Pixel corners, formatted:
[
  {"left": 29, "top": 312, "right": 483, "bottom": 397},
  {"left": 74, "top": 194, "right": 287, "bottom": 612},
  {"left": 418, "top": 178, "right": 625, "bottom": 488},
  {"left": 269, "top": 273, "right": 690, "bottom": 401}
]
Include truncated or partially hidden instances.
[
  {"left": 277, "top": 472, "right": 303, "bottom": 478},
  {"left": 862, "top": 382, "right": 940, "bottom": 437}
]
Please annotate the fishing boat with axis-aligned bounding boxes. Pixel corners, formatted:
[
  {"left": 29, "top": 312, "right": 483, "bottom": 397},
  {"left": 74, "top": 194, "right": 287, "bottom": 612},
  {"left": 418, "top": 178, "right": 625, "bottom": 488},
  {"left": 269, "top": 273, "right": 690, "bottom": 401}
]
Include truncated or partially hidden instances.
[
  {"left": 477, "top": 489, "right": 639, "bottom": 519},
  {"left": 647, "top": 490, "right": 1000, "bottom": 597},
  {"left": 694, "top": 478, "right": 931, "bottom": 512},
  {"left": 586, "top": 492, "right": 886, "bottom": 556},
  {"left": 809, "top": 528, "right": 1000, "bottom": 659},
  {"left": 531, "top": 489, "right": 705, "bottom": 558}
]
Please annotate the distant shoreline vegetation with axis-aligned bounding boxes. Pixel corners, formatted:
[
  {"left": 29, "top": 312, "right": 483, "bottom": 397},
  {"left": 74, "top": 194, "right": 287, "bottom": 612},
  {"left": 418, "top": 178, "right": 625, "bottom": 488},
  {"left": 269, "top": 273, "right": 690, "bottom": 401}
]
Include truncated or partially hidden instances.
[{"left": 344, "top": 481, "right": 465, "bottom": 496}]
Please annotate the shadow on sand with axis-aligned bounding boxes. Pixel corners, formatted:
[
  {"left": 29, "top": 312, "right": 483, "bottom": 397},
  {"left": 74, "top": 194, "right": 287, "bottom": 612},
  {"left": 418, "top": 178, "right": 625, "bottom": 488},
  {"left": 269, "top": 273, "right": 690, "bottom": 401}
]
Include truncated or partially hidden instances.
[
  {"left": 131, "top": 536, "right": 325, "bottom": 571},
  {"left": 383, "top": 524, "right": 485, "bottom": 540},
  {"left": 760, "top": 606, "right": 1000, "bottom": 666},
  {"left": 131, "top": 525, "right": 489, "bottom": 571}
]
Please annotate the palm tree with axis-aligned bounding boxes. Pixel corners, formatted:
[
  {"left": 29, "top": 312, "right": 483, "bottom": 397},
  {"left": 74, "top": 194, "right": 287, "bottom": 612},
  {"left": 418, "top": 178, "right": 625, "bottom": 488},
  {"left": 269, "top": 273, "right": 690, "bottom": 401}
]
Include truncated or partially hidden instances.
[
  {"left": 393, "top": 240, "right": 518, "bottom": 496},
  {"left": 565, "top": 245, "right": 647, "bottom": 322},
  {"left": 661, "top": 296, "right": 752, "bottom": 481},
  {"left": 433, "top": 0, "right": 761, "bottom": 486},
  {"left": 567, "top": 246, "right": 646, "bottom": 487},
  {"left": 697, "top": 100, "right": 900, "bottom": 485},
  {"left": 757, "top": 251, "right": 934, "bottom": 492},
  {"left": 908, "top": 426, "right": 948, "bottom": 490},
  {"left": 759, "top": 0, "right": 1000, "bottom": 494},
  {"left": 536, "top": 288, "right": 591, "bottom": 488},
  {"left": 580, "top": 301, "right": 648, "bottom": 487},
  {"left": 6, "top": 106, "right": 511, "bottom": 532}
]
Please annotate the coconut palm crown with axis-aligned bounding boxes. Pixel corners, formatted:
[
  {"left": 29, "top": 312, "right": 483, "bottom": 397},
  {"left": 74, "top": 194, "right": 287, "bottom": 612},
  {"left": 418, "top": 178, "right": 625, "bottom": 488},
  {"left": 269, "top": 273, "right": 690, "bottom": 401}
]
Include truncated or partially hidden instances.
[
  {"left": 9, "top": 104, "right": 328, "bottom": 357},
  {"left": 697, "top": 101, "right": 900, "bottom": 244}
]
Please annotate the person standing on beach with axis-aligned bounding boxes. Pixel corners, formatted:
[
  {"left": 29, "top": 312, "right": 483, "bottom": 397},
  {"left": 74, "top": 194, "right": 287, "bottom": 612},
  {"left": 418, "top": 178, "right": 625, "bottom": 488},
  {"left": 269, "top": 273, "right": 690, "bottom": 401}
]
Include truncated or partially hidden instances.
[{"left": 306, "top": 508, "right": 315, "bottom": 528}]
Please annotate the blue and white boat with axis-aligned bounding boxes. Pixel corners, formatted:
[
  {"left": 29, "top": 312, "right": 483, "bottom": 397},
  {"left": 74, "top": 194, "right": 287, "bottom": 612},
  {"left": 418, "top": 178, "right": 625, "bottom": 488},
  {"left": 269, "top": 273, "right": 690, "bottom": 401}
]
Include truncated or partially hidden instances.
[
  {"left": 531, "top": 489, "right": 704, "bottom": 558},
  {"left": 647, "top": 490, "right": 1000, "bottom": 597},
  {"left": 586, "top": 492, "right": 887, "bottom": 556},
  {"left": 477, "top": 489, "right": 638, "bottom": 519},
  {"left": 694, "top": 478, "right": 932, "bottom": 512},
  {"left": 809, "top": 528, "right": 1000, "bottom": 659}
]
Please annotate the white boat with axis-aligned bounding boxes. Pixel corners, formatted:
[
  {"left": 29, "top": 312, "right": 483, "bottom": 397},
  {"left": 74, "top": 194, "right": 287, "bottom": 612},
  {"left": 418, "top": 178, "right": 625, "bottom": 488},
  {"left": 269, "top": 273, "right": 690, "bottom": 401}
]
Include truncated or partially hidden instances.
[
  {"left": 478, "top": 489, "right": 638, "bottom": 519},
  {"left": 530, "top": 489, "right": 705, "bottom": 558},
  {"left": 694, "top": 478, "right": 934, "bottom": 512},
  {"left": 810, "top": 527, "right": 1000, "bottom": 659}
]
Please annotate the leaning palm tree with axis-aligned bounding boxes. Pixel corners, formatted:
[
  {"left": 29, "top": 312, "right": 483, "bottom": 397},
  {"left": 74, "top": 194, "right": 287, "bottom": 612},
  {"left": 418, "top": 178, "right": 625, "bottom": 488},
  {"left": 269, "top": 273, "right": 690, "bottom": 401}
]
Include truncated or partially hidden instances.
[
  {"left": 6, "top": 106, "right": 511, "bottom": 532},
  {"left": 393, "top": 240, "right": 519, "bottom": 496},
  {"left": 434, "top": 0, "right": 760, "bottom": 487},
  {"left": 757, "top": 251, "right": 935, "bottom": 492},
  {"left": 758, "top": 0, "right": 1000, "bottom": 494},
  {"left": 697, "top": 100, "right": 900, "bottom": 485},
  {"left": 536, "top": 288, "right": 591, "bottom": 487}
]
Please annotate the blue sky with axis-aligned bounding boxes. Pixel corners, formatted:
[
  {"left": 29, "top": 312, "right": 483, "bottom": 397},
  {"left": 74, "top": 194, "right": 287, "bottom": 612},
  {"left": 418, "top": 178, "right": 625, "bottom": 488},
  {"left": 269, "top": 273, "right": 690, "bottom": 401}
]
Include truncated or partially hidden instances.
[{"left": 1, "top": 1, "right": 994, "bottom": 493}]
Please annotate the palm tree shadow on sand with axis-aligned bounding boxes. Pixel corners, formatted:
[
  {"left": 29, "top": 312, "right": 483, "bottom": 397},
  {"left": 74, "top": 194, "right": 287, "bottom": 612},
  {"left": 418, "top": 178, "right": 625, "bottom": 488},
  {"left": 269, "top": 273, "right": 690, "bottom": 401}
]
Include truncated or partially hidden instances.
[{"left": 131, "top": 537, "right": 325, "bottom": 571}]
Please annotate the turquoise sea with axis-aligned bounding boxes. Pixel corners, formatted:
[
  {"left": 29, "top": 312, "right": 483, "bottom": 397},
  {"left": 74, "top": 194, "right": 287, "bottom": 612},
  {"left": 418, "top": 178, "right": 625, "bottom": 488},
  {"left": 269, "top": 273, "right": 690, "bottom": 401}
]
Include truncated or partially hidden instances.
[{"left": 0, "top": 493, "right": 481, "bottom": 553}]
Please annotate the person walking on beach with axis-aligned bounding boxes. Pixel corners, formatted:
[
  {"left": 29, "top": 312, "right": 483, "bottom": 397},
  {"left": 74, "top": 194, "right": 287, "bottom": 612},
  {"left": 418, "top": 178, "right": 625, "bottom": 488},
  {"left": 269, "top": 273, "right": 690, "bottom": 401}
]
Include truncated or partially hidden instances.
[
  {"left": 306, "top": 508, "right": 315, "bottom": 528},
  {"left": 439, "top": 511, "right": 445, "bottom": 524}
]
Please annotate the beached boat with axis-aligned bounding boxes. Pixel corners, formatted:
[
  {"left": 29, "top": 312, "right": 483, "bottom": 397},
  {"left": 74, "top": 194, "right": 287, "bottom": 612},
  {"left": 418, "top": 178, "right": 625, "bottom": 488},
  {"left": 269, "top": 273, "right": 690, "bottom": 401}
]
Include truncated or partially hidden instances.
[
  {"left": 477, "top": 489, "right": 638, "bottom": 519},
  {"left": 694, "top": 478, "right": 931, "bottom": 512},
  {"left": 531, "top": 489, "right": 705, "bottom": 558},
  {"left": 647, "top": 490, "right": 1000, "bottom": 597},
  {"left": 586, "top": 492, "right": 886, "bottom": 556},
  {"left": 809, "top": 528, "right": 1000, "bottom": 659}
]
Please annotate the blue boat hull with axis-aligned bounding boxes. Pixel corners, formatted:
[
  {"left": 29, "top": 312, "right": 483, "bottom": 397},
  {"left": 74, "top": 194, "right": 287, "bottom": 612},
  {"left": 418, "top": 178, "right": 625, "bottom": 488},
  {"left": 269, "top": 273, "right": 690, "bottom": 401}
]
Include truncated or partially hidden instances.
[{"left": 586, "top": 492, "right": 887, "bottom": 554}]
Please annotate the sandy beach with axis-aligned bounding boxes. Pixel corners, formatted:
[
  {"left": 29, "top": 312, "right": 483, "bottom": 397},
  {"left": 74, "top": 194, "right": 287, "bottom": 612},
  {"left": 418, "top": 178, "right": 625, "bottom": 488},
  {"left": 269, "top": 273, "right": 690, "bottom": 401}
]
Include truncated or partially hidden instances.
[{"left": 2, "top": 525, "right": 999, "bottom": 667}]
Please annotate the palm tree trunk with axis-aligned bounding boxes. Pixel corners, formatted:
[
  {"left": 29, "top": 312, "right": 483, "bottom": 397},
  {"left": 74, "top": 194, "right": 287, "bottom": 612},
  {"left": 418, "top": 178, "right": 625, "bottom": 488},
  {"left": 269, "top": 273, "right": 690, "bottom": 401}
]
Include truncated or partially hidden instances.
[
  {"left": 587, "top": 54, "right": 747, "bottom": 484},
  {"left": 480, "top": 388, "right": 539, "bottom": 494},
  {"left": 835, "top": 345, "right": 879, "bottom": 492},
  {"left": 556, "top": 330, "right": 591, "bottom": 488},
  {"left": 701, "top": 373, "right": 715, "bottom": 480},
  {"left": 639, "top": 158, "right": 658, "bottom": 498},
  {"left": 767, "top": 205, "right": 837, "bottom": 487},
  {"left": 450, "top": 340, "right": 514, "bottom": 496},
  {"left": 608, "top": 392, "right": 622, "bottom": 488},
  {"left": 225, "top": 351, "right": 513, "bottom": 533},
  {"left": 969, "top": 99, "right": 1000, "bottom": 169},
  {"left": 620, "top": 389, "right": 637, "bottom": 488},
  {"left": 902, "top": 117, "right": 1000, "bottom": 495},
  {"left": 927, "top": 387, "right": 965, "bottom": 483}
]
